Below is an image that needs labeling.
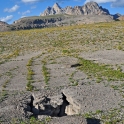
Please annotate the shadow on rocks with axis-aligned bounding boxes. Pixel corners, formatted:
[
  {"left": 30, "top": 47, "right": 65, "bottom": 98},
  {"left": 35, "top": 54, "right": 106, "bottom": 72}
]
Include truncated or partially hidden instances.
[{"left": 87, "top": 118, "right": 101, "bottom": 124}]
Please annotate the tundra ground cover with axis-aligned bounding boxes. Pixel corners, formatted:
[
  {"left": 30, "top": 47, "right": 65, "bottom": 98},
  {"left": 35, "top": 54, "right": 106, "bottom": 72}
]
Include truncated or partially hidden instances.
[{"left": 0, "top": 21, "right": 124, "bottom": 124}]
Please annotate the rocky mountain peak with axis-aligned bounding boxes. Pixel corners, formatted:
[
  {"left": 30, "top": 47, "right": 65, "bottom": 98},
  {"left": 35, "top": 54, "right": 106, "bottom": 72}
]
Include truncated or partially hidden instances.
[
  {"left": 52, "top": 2, "right": 62, "bottom": 13},
  {"left": 85, "top": 1, "right": 99, "bottom": 6},
  {"left": 82, "top": 1, "right": 109, "bottom": 15},
  {"left": 40, "top": 1, "right": 110, "bottom": 16},
  {"left": 40, "top": 2, "right": 63, "bottom": 16},
  {"left": 84, "top": 1, "right": 99, "bottom": 10},
  {"left": 53, "top": 3, "right": 61, "bottom": 9}
]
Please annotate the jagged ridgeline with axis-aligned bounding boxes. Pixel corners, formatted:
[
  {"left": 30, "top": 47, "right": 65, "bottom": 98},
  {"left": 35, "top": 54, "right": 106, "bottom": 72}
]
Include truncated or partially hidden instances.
[{"left": 40, "top": 2, "right": 110, "bottom": 16}]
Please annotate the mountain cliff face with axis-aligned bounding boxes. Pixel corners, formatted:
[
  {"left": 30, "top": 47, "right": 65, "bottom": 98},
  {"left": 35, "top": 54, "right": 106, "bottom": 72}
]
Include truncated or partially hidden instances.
[{"left": 40, "top": 2, "right": 110, "bottom": 16}]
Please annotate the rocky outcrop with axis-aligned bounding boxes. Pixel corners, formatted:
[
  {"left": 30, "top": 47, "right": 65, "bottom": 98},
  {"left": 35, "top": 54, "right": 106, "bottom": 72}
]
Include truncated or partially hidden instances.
[
  {"left": 18, "top": 94, "right": 63, "bottom": 117},
  {"left": 32, "top": 94, "right": 63, "bottom": 116},
  {"left": 118, "top": 15, "right": 124, "bottom": 21},
  {"left": 17, "top": 91, "right": 87, "bottom": 123},
  {"left": 17, "top": 84, "right": 123, "bottom": 121},
  {"left": 11, "top": 16, "right": 65, "bottom": 30},
  {"left": 113, "top": 13, "right": 121, "bottom": 20},
  {"left": 1, "top": 81, "right": 123, "bottom": 123},
  {"left": 40, "top": 1, "right": 110, "bottom": 16}
]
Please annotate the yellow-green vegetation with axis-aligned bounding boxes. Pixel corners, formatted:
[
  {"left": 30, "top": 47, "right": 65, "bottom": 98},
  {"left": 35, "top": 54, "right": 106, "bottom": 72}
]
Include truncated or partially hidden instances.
[
  {"left": 83, "top": 108, "right": 124, "bottom": 124},
  {"left": 11, "top": 116, "right": 51, "bottom": 124},
  {"left": 27, "top": 58, "right": 33, "bottom": 66},
  {"left": 26, "top": 58, "right": 35, "bottom": 91},
  {"left": 69, "top": 71, "right": 78, "bottom": 86},
  {"left": 0, "top": 49, "right": 20, "bottom": 64},
  {"left": 0, "top": 90, "right": 8, "bottom": 102},
  {"left": 42, "top": 60, "right": 50, "bottom": 85},
  {"left": 2, "top": 80, "right": 10, "bottom": 88},
  {"left": 0, "top": 21, "right": 124, "bottom": 58},
  {"left": 0, "top": 67, "right": 18, "bottom": 102},
  {"left": 1, "top": 49, "right": 19, "bottom": 59},
  {"left": 78, "top": 58, "right": 124, "bottom": 81}
]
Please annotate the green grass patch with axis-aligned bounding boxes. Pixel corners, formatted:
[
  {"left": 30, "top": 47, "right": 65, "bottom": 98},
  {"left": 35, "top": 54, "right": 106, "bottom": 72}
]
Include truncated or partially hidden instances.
[
  {"left": 11, "top": 116, "right": 51, "bottom": 124},
  {"left": 78, "top": 58, "right": 124, "bottom": 81},
  {"left": 26, "top": 81, "right": 34, "bottom": 91},
  {"left": 42, "top": 61, "right": 50, "bottom": 85},
  {"left": 4, "top": 49, "right": 19, "bottom": 59},
  {"left": 69, "top": 71, "right": 79, "bottom": 86},
  {"left": 26, "top": 58, "right": 35, "bottom": 91},
  {"left": 2, "top": 80, "right": 10, "bottom": 88},
  {"left": 27, "top": 58, "right": 33, "bottom": 66},
  {"left": 0, "top": 90, "right": 8, "bottom": 102},
  {"left": 83, "top": 108, "right": 123, "bottom": 124}
]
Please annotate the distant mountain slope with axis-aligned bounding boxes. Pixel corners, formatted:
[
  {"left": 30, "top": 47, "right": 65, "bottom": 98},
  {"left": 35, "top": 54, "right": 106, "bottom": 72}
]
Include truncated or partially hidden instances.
[
  {"left": 40, "top": 2, "right": 110, "bottom": 16},
  {"left": 0, "top": 21, "right": 10, "bottom": 32},
  {"left": 0, "top": 14, "right": 114, "bottom": 32},
  {"left": 10, "top": 14, "right": 113, "bottom": 30},
  {"left": 0, "top": 21, "right": 8, "bottom": 26}
]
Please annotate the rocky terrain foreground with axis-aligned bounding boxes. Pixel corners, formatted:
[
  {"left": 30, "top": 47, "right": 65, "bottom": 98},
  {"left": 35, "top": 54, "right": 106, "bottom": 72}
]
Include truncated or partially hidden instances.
[{"left": 0, "top": 21, "right": 124, "bottom": 124}]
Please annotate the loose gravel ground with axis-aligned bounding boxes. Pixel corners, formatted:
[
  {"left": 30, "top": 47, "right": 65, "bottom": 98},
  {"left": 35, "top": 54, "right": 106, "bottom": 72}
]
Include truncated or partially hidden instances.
[{"left": 0, "top": 50, "right": 124, "bottom": 124}]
